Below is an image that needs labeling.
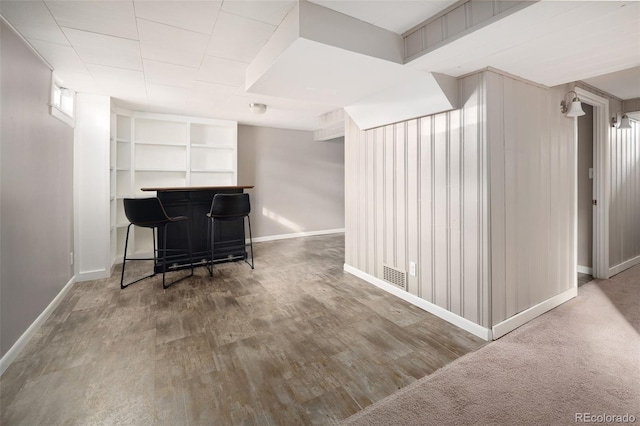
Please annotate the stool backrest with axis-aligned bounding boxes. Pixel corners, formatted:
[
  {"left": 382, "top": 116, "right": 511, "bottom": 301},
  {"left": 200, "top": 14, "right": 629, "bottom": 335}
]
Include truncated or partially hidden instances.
[
  {"left": 124, "top": 198, "right": 170, "bottom": 227},
  {"left": 209, "top": 193, "right": 251, "bottom": 219}
]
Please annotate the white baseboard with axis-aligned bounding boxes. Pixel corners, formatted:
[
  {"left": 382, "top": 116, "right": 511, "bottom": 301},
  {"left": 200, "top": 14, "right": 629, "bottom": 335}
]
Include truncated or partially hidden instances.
[
  {"left": 492, "top": 286, "right": 577, "bottom": 339},
  {"left": 76, "top": 268, "right": 109, "bottom": 282},
  {"left": 0, "top": 275, "right": 77, "bottom": 376},
  {"left": 577, "top": 265, "right": 593, "bottom": 275},
  {"left": 608, "top": 255, "right": 640, "bottom": 278},
  {"left": 343, "top": 264, "right": 492, "bottom": 341},
  {"left": 252, "top": 228, "right": 345, "bottom": 243}
]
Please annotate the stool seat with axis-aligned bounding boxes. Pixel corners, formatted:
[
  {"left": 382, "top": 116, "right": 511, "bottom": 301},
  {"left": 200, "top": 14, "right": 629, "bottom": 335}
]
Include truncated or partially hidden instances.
[{"left": 120, "top": 197, "right": 194, "bottom": 289}]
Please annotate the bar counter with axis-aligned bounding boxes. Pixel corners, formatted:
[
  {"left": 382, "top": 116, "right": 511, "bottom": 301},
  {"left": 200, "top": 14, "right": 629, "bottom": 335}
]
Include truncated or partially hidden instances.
[{"left": 141, "top": 186, "right": 254, "bottom": 270}]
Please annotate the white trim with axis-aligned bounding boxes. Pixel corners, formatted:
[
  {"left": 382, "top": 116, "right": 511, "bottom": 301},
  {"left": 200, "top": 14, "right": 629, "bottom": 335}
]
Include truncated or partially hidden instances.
[
  {"left": 252, "top": 228, "right": 345, "bottom": 243},
  {"left": 575, "top": 87, "right": 610, "bottom": 279},
  {"left": 577, "top": 265, "right": 593, "bottom": 275},
  {"left": 343, "top": 264, "right": 492, "bottom": 341},
  {"left": 76, "top": 269, "right": 110, "bottom": 282},
  {"left": 492, "top": 286, "right": 577, "bottom": 339},
  {"left": 0, "top": 275, "right": 76, "bottom": 376},
  {"left": 608, "top": 255, "right": 640, "bottom": 278},
  {"left": 50, "top": 105, "right": 75, "bottom": 128}
]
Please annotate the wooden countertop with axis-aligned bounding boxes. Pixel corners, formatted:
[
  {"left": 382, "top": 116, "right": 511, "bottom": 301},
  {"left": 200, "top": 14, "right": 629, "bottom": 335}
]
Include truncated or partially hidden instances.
[{"left": 141, "top": 185, "right": 254, "bottom": 192}]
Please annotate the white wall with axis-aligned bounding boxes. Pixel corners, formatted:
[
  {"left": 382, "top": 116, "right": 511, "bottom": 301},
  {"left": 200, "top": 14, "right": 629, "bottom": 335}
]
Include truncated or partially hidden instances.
[
  {"left": 237, "top": 125, "right": 345, "bottom": 240},
  {"left": 74, "top": 94, "right": 111, "bottom": 281},
  {"left": 0, "top": 21, "right": 74, "bottom": 357}
]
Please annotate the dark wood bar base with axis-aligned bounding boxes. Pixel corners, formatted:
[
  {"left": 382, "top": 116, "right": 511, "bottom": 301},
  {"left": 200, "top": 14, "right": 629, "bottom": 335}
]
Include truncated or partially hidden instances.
[{"left": 141, "top": 186, "right": 254, "bottom": 272}]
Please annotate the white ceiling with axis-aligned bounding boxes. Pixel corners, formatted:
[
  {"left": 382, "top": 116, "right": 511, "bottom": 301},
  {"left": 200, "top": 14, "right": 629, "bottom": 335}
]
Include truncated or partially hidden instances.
[
  {"left": 1, "top": 0, "right": 639, "bottom": 130},
  {"left": 582, "top": 66, "right": 640, "bottom": 100},
  {"left": 406, "top": 1, "right": 640, "bottom": 88}
]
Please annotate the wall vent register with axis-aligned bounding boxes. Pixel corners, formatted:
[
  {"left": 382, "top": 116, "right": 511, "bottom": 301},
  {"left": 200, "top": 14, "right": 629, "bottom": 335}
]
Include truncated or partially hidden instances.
[{"left": 383, "top": 265, "right": 407, "bottom": 290}]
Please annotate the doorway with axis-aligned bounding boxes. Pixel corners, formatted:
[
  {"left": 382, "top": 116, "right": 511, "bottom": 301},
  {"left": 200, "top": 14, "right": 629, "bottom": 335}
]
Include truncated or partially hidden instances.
[
  {"left": 577, "top": 104, "right": 594, "bottom": 285},
  {"left": 575, "top": 87, "right": 610, "bottom": 280}
]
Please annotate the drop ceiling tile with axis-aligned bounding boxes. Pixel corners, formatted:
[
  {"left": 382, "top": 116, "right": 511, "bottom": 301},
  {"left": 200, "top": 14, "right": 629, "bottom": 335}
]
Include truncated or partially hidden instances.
[
  {"left": 0, "top": 1, "right": 68, "bottom": 44},
  {"left": 221, "top": 0, "right": 296, "bottom": 26},
  {"left": 62, "top": 28, "right": 142, "bottom": 71},
  {"left": 45, "top": 1, "right": 138, "bottom": 40},
  {"left": 86, "top": 63, "right": 147, "bottom": 101},
  {"left": 133, "top": 0, "right": 222, "bottom": 35},
  {"left": 51, "top": 70, "right": 99, "bottom": 94},
  {"left": 146, "top": 84, "right": 190, "bottom": 113},
  {"left": 27, "top": 39, "right": 86, "bottom": 72},
  {"left": 197, "top": 56, "right": 247, "bottom": 87},
  {"left": 194, "top": 80, "right": 244, "bottom": 96},
  {"left": 206, "top": 12, "right": 275, "bottom": 63},
  {"left": 137, "top": 19, "right": 210, "bottom": 68},
  {"left": 143, "top": 60, "right": 198, "bottom": 89},
  {"left": 183, "top": 88, "right": 231, "bottom": 119}
]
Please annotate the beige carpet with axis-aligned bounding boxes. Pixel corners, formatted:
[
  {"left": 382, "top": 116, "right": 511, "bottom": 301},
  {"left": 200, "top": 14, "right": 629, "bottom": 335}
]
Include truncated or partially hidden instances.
[{"left": 343, "top": 265, "right": 640, "bottom": 426}]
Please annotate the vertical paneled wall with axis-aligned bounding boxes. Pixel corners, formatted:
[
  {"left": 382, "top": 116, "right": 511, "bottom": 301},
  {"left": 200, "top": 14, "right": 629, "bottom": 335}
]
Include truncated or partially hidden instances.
[
  {"left": 486, "top": 74, "right": 575, "bottom": 325},
  {"left": 345, "top": 72, "right": 490, "bottom": 327},
  {"left": 609, "top": 117, "right": 640, "bottom": 269},
  {"left": 346, "top": 69, "right": 579, "bottom": 332}
]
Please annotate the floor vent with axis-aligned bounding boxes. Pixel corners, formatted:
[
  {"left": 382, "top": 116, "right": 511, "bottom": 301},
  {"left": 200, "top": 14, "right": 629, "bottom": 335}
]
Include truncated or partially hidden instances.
[{"left": 383, "top": 265, "right": 407, "bottom": 290}]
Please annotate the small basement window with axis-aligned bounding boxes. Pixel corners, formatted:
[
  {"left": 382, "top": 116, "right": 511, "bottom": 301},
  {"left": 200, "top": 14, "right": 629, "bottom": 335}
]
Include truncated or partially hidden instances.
[{"left": 50, "top": 74, "right": 75, "bottom": 127}]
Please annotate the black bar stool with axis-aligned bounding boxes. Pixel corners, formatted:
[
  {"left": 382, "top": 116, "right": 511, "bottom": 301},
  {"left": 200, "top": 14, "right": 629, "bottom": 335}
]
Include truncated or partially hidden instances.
[
  {"left": 120, "top": 197, "right": 194, "bottom": 289},
  {"left": 206, "top": 193, "right": 254, "bottom": 277}
]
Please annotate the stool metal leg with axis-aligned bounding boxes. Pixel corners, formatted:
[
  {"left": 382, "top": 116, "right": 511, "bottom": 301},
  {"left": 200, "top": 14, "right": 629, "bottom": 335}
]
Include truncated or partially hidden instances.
[
  {"left": 161, "top": 223, "right": 168, "bottom": 289},
  {"left": 120, "top": 223, "right": 132, "bottom": 289},
  {"left": 246, "top": 216, "right": 254, "bottom": 269},
  {"left": 186, "top": 221, "right": 195, "bottom": 278},
  {"left": 206, "top": 217, "right": 213, "bottom": 277},
  {"left": 121, "top": 225, "right": 158, "bottom": 289}
]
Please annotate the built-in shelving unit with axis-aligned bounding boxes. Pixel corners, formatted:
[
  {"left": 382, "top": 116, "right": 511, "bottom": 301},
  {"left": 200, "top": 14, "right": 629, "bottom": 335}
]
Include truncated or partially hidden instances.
[
  {"left": 109, "top": 110, "right": 237, "bottom": 264},
  {"left": 109, "top": 111, "right": 117, "bottom": 266}
]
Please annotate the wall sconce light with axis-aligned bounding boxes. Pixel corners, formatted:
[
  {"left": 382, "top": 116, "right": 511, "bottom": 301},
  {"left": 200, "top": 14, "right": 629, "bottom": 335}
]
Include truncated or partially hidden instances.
[
  {"left": 611, "top": 111, "right": 632, "bottom": 130},
  {"left": 560, "top": 91, "right": 586, "bottom": 117},
  {"left": 249, "top": 103, "right": 267, "bottom": 114}
]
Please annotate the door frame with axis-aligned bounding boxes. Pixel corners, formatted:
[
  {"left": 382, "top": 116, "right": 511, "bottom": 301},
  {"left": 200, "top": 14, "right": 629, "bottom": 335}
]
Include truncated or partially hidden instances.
[{"left": 575, "top": 87, "right": 609, "bottom": 279}]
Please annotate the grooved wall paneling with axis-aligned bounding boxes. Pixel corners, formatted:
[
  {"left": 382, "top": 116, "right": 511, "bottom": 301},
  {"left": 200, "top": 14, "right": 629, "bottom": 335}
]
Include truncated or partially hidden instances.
[
  {"left": 486, "top": 73, "right": 575, "bottom": 324},
  {"left": 345, "top": 72, "right": 490, "bottom": 327},
  {"left": 345, "top": 69, "right": 579, "bottom": 331},
  {"left": 609, "top": 119, "right": 640, "bottom": 268}
]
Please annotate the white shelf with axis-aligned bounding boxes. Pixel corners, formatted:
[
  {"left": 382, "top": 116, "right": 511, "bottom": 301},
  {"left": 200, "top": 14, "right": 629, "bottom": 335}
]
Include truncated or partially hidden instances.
[
  {"left": 136, "top": 168, "right": 186, "bottom": 172},
  {"left": 190, "top": 169, "right": 234, "bottom": 173},
  {"left": 110, "top": 110, "right": 237, "bottom": 265},
  {"left": 134, "top": 140, "right": 186, "bottom": 147},
  {"left": 190, "top": 144, "right": 234, "bottom": 149}
]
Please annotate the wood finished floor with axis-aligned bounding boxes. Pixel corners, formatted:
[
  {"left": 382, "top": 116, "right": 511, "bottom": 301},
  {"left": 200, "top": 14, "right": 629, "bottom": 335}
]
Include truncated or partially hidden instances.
[{"left": 1, "top": 234, "right": 485, "bottom": 425}]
